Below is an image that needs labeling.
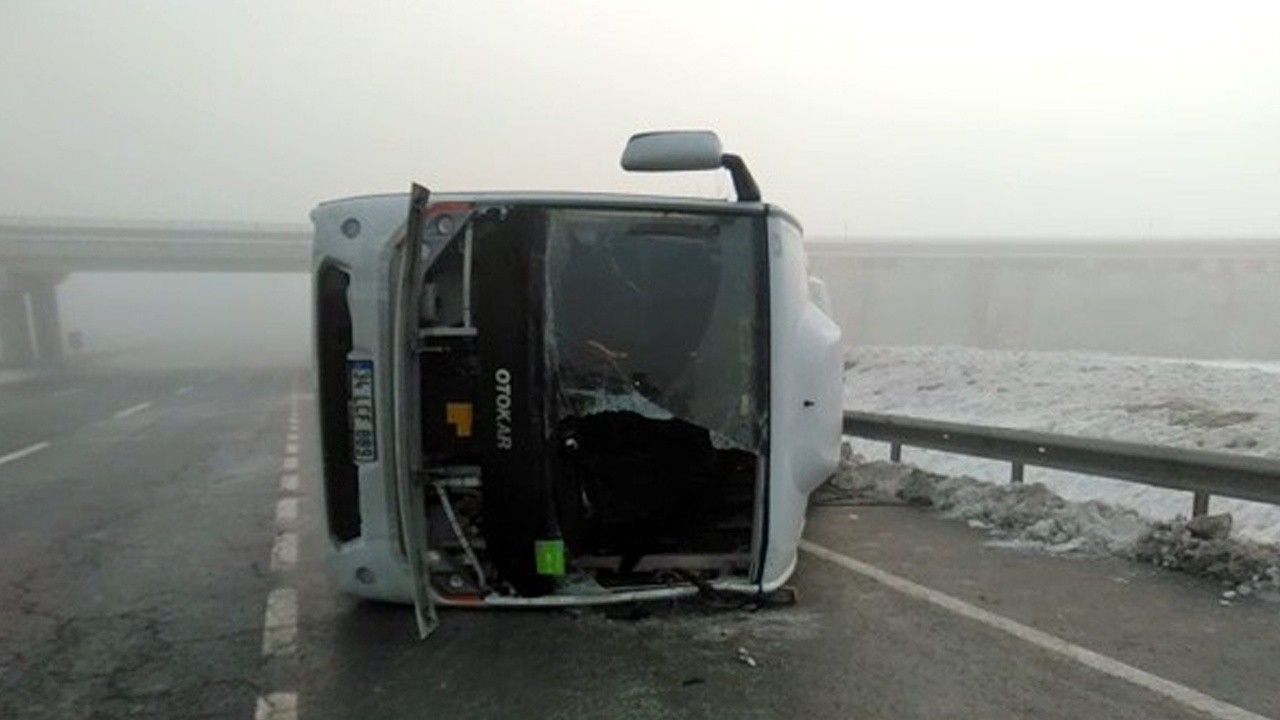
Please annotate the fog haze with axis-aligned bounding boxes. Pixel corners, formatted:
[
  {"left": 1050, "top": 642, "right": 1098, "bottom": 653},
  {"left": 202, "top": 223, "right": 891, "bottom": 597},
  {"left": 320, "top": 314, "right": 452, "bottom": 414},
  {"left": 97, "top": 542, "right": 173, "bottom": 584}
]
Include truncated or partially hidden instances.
[
  {"left": 2, "top": 1, "right": 1278, "bottom": 366},
  {"left": 4, "top": 0, "right": 1279, "bottom": 236},
  {"left": 58, "top": 273, "right": 309, "bottom": 368}
]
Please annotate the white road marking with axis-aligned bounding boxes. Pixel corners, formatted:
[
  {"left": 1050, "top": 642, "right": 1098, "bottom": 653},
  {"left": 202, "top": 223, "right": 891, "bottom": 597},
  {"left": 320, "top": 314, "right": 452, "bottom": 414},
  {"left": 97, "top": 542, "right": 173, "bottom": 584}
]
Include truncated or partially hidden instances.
[
  {"left": 52, "top": 387, "right": 84, "bottom": 398},
  {"left": 799, "top": 540, "right": 1272, "bottom": 720},
  {"left": 113, "top": 401, "right": 153, "bottom": 419},
  {"left": 173, "top": 385, "right": 194, "bottom": 396},
  {"left": 260, "top": 587, "right": 298, "bottom": 657},
  {"left": 254, "top": 692, "right": 298, "bottom": 720},
  {"left": 275, "top": 497, "right": 298, "bottom": 524},
  {"left": 0, "top": 441, "right": 52, "bottom": 467},
  {"left": 270, "top": 532, "right": 299, "bottom": 572},
  {"left": 257, "top": 415, "right": 305, "bottom": 718}
]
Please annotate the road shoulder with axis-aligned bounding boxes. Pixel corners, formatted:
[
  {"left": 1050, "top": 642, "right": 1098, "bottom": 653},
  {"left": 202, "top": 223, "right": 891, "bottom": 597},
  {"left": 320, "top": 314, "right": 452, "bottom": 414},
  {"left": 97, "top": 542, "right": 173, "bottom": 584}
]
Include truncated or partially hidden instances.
[{"left": 804, "top": 504, "right": 1280, "bottom": 718}]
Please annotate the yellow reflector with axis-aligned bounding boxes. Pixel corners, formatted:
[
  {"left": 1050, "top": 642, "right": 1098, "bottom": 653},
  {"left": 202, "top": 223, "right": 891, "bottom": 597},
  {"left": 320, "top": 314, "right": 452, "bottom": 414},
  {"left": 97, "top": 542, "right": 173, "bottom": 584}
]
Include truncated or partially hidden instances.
[{"left": 445, "top": 402, "right": 473, "bottom": 438}]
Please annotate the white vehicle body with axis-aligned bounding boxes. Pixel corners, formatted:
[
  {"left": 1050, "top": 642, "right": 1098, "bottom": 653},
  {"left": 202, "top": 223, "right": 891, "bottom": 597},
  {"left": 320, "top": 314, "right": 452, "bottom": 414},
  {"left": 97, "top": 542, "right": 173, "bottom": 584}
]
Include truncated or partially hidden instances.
[{"left": 310, "top": 133, "right": 842, "bottom": 635}]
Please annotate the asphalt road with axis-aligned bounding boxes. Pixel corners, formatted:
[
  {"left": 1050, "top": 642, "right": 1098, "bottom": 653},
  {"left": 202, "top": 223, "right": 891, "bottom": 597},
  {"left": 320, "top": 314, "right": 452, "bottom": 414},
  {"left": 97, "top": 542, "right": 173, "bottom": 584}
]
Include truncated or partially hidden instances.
[
  {"left": 2, "top": 366, "right": 1277, "bottom": 720},
  {"left": 0, "top": 367, "right": 292, "bottom": 719}
]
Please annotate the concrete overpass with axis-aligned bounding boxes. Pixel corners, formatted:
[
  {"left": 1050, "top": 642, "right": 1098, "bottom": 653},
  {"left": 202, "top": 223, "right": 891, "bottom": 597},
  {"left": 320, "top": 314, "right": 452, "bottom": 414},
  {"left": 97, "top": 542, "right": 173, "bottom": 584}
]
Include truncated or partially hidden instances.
[
  {"left": 807, "top": 236, "right": 1280, "bottom": 361},
  {"left": 0, "top": 218, "right": 309, "bottom": 367},
  {"left": 7, "top": 217, "right": 1280, "bottom": 368}
]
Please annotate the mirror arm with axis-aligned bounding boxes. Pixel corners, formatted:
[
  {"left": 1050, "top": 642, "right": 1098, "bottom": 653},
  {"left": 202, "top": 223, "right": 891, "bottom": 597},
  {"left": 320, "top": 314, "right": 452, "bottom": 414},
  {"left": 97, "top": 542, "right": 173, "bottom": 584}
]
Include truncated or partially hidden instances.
[{"left": 721, "top": 154, "right": 761, "bottom": 202}]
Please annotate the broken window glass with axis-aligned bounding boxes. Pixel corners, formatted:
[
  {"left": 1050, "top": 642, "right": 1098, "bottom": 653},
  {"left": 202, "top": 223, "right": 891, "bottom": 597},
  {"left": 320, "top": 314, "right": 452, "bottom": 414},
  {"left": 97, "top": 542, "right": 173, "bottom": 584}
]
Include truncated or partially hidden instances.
[{"left": 544, "top": 209, "right": 766, "bottom": 451}]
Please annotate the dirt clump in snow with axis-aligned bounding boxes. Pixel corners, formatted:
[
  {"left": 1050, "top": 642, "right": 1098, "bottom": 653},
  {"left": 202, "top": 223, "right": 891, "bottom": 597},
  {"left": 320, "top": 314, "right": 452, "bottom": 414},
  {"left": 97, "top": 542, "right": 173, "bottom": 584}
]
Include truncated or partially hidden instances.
[
  {"left": 1133, "top": 519, "right": 1280, "bottom": 600},
  {"left": 816, "top": 457, "right": 1280, "bottom": 599},
  {"left": 1122, "top": 399, "right": 1257, "bottom": 430}
]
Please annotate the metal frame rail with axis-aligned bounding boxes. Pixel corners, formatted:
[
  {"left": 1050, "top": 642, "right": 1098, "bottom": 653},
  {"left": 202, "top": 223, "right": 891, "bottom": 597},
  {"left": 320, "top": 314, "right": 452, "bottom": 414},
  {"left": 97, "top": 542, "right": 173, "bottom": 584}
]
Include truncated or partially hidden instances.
[{"left": 843, "top": 411, "right": 1280, "bottom": 517}]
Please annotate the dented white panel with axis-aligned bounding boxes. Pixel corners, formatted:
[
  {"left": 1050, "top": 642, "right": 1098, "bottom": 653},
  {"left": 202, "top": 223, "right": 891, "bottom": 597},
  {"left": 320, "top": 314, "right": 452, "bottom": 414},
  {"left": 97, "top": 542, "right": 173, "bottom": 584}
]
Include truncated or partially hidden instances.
[{"left": 763, "top": 214, "right": 844, "bottom": 589}]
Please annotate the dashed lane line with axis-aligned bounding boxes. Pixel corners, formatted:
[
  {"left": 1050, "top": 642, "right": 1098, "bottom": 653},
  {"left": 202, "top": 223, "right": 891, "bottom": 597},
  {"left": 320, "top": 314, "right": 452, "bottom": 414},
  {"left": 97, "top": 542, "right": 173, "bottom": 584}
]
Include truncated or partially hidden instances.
[
  {"left": 0, "top": 441, "right": 52, "bottom": 468},
  {"left": 174, "top": 385, "right": 195, "bottom": 396},
  {"left": 257, "top": 398, "right": 304, "bottom": 720},
  {"left": 113, "top": 401, "right": 153, "bottom": 419},
  {"left": 260, "top": 587, "right": 298, "bottom": 657},
  {"left": 275, "top": 497, "right": 298, "bottom": 524},
  {"left": 52, "top": 387, "right": 84, "bottom": 398},
  {"left": 799, "top": 539, "right": 1273, "bottom": 720},
  {"left": 270, "top": 532, "right": 299, "bottom": 572}
]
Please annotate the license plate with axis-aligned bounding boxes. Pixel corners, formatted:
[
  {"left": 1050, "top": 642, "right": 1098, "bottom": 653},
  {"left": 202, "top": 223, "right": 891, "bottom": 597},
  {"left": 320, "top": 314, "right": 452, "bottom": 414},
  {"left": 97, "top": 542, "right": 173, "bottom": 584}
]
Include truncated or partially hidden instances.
[{"left": 348, "top": 360, "right": 377, "bottom": 462}]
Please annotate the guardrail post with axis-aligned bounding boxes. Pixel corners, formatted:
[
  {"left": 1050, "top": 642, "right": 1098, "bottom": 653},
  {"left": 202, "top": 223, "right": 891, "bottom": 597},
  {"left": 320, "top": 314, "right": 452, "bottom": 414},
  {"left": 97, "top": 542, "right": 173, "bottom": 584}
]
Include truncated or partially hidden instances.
[
  {"left": 1192, "top": 491, "right": 1210, "bottom": 518},
  {"left": 1011, "top": 462, "right": 1024, "bottom": 484},
  {"left": 890, "top": 442, "right": 902, "bottom": 463}
]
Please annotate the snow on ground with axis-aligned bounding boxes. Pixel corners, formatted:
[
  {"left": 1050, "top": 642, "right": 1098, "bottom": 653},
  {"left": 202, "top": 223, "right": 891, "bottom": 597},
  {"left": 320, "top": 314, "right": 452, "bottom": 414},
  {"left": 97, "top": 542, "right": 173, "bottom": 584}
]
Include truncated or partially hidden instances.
[{"left": 842, "top": 346, "right": 1280, "bottom": 545}]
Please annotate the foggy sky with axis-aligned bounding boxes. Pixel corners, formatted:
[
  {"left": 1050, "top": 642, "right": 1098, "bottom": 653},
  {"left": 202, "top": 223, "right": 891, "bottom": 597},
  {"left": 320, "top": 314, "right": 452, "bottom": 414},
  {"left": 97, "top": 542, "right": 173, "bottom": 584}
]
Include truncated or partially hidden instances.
[{"left": 2, "top": 0, "right": 1279, "bottom": 237}]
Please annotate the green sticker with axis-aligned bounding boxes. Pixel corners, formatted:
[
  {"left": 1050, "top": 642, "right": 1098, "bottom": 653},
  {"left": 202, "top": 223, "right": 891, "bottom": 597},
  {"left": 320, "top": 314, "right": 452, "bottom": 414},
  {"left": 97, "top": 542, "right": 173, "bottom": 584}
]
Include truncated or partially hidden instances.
[{"left": 535, "top": 539, "right": 566, "bottom": 576}]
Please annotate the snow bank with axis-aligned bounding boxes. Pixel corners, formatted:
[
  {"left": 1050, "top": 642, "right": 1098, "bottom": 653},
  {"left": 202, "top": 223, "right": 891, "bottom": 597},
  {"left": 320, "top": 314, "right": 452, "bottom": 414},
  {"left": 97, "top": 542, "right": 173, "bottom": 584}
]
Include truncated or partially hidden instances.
[
  {"left": 818, "top": 457, "right": 1280, "bottom": 600},
  {"left": 843, "top": 346, "right": 1280, "bottom": 544},
  {"left": 817, "top": 458, "right": 1149, "bottom": 555}
]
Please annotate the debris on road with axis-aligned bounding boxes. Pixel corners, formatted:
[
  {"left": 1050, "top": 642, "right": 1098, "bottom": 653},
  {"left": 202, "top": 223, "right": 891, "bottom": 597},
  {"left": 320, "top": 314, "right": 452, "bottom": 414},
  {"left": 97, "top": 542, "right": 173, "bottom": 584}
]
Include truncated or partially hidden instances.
[
  {"left": 736, "top": 646, "right": 758, "bottom": 668},
  {"left": 604, "top": 604, "right": 653, "bottom": 622}
]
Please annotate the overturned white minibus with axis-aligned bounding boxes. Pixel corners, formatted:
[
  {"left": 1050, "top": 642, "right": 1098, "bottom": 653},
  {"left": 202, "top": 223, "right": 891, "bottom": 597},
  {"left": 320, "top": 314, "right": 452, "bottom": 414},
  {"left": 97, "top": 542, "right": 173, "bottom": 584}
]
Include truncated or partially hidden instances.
[{"left": 311, "top": 131, "right": 842, "bottom": 636}]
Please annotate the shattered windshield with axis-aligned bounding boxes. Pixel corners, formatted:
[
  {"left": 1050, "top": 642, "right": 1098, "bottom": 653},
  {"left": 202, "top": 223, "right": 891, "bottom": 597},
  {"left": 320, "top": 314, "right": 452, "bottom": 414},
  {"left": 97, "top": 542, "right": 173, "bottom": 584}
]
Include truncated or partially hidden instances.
[{"left": 544, "top": 209, "right": 766, "bottom": 451}]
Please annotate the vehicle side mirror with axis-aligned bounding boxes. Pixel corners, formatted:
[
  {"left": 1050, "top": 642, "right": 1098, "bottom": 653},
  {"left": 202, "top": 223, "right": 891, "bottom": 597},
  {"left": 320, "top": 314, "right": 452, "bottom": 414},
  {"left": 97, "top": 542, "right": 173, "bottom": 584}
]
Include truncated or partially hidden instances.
[
  {"left": 621, "top": 130, "right": 724, "bottom": 171},
  {"left": 620, "top": 130, "right": 761, "bottom": 203}
]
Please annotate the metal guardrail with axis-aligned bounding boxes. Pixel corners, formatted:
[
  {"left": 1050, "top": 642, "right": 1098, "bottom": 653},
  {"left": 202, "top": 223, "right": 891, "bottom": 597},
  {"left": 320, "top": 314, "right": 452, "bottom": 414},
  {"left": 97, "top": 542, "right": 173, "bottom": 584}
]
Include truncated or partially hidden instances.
[{"left": 843, "top": 410, "right": 1280, "bottom": 517}]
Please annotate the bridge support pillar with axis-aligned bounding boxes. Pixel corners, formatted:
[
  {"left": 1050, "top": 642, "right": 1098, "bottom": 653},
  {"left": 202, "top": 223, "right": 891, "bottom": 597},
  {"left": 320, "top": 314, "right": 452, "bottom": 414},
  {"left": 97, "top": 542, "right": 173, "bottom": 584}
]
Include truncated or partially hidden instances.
[
  {"left": 0, "top": 282, "right": 35, "bottom": 368},
  {"left": 0, "top": 272, "right": 65, "bottom": 368},
  {"left": 28, "top": 279, "right": 63, "bottom": 365}
]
